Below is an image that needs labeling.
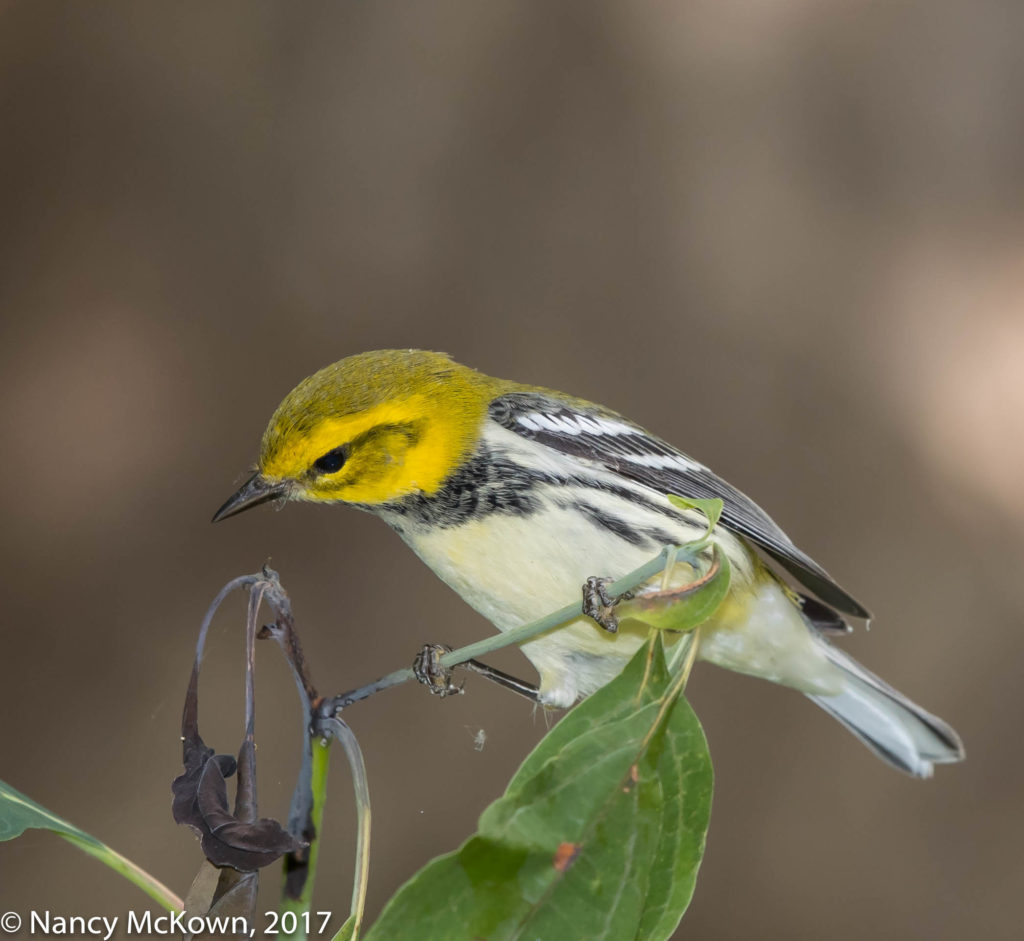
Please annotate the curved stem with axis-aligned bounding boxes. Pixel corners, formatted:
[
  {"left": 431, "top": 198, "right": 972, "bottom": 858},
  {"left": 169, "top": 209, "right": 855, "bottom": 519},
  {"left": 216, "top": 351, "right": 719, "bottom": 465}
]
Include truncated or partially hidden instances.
[
  {"left": 61, "top": 834, "right": 184, "bottom": 911},
  {"left": 321, "top": 719, "right": 372, "bottom": 941}
]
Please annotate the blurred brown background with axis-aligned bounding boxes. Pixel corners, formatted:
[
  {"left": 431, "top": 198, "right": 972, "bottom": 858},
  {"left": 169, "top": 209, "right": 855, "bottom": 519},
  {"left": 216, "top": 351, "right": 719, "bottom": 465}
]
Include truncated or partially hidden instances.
[{"left": 1, "top": 2, "right": 1022, "bottom": 938}]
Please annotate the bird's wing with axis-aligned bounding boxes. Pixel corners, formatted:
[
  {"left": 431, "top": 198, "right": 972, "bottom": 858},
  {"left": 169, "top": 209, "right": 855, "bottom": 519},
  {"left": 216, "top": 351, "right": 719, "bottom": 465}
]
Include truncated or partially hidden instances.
[{"left": 490, "top": 392, "right": 870, "bottom": 619}]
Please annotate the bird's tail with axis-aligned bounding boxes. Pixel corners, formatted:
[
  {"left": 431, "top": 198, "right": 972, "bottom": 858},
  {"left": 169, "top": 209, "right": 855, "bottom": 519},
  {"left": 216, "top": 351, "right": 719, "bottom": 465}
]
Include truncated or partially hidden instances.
[{"left": 807, "top": 644, "right": 965, "bottom": 778}]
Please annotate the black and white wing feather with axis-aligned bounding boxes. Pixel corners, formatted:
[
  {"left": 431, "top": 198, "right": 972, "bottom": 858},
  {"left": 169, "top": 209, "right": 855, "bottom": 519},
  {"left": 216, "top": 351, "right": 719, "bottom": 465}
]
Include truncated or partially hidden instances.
[{"left": 491, "top": 392, "right": 870, "bottom": 619}]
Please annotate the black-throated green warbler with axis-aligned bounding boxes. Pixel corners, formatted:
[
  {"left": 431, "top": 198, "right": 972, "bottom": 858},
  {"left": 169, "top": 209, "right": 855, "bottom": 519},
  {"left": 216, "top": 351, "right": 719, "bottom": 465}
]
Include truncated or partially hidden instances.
[{"left": 214, "top": 349, "right": 963, "bottom": 777}]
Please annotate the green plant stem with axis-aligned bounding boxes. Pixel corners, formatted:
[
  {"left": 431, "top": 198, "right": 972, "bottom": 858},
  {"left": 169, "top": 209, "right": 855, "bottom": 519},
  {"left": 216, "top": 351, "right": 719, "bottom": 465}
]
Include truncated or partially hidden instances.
[
  {"left": 318, "top": 719, "right": 372, "bottom": 941},
  {"left": 280, "top": 737, "right": 332, "bottom": 938},
  {"left": 328, "top": 543, "right": 699, "bottom": 713},
  {"left": 61, "top": 833, "right": 184, "bottom": 911}
]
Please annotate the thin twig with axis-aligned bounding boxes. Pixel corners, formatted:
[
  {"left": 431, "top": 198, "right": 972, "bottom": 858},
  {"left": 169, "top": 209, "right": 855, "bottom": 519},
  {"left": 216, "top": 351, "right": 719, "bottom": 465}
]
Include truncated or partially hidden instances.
[{"left": 322, "top": 543, "right": 702, "bottom": 715}]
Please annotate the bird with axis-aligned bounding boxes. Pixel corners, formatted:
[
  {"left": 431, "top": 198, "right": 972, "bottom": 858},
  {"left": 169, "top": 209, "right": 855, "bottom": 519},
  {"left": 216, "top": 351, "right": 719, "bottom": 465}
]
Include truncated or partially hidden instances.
[{"left": 213, "top": 349, "right": 964, "bottom": 777}]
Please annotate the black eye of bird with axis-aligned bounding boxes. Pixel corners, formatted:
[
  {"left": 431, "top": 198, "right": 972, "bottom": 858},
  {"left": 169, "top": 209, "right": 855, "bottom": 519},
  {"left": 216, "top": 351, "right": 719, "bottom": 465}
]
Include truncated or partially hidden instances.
[{"left": 313, "top": 445, "right": 348, "bottom": 475}]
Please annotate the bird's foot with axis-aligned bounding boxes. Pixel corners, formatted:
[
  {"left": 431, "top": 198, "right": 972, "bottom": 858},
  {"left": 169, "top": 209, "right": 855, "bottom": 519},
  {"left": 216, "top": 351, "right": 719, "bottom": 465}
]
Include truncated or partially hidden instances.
[
  {"left": 413, "top": 643, "right": 463, "bottom": 698},
  {"left": 582, "top": 576, "right": 635, "bottom": 634}
]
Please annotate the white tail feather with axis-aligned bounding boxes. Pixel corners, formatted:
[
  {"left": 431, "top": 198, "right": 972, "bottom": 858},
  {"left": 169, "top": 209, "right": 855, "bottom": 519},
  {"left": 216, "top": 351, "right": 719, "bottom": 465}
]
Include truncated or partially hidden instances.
[{"left": 807, "top": 644, "right": 965, "bottom": 778}]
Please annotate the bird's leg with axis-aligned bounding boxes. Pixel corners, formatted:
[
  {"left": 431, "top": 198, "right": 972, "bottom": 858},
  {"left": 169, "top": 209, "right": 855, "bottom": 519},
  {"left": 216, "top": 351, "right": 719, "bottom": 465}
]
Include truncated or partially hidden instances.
[
  {"left": 582, "top": 576, "right": 636, "bottom": 634},
  {"left": 413, "top": 643, "right": 463, "bottom": 698},
  {"left": 462, "top": 659, "right": 541, "bottom": 703}
]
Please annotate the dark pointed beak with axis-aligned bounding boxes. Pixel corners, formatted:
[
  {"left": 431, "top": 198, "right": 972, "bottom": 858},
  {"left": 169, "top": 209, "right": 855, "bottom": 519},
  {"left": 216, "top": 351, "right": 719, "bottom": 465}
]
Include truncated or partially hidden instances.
[{"left": 212, "top": 473, "right": 291, "bottom": 523}]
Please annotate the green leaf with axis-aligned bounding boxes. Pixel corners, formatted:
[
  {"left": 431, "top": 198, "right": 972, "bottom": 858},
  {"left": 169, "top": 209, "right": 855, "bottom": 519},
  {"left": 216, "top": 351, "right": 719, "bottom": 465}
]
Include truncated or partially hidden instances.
[
  {"left": 666, "top": 494, "right": 724, "bottom": 537},
  {"left": 362, "top": 639, "right": 712, "bottom": 941},
  {"left": 0, "top": 778, "right": 183, "bottom": 910},
  {"left": 618, "top": 545, "right": 732, "bottom": 633}
]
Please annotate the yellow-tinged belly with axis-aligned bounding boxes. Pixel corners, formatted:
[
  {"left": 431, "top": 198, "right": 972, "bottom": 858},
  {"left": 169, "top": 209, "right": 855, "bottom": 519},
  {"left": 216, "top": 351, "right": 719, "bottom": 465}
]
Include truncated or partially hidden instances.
[{"left": 399, "top": 504, "right": 842, "bottom": 707}]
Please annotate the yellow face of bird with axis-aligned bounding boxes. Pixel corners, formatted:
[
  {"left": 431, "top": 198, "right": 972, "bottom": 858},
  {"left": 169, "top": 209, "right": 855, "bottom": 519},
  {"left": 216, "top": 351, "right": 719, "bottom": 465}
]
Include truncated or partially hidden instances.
[{"left": 253, "top": 350, "right": 501, "bottom": 507}]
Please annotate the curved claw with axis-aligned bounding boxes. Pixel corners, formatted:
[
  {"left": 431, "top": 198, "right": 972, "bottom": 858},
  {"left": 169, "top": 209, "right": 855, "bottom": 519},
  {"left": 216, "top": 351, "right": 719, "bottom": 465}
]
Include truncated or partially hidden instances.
[
  {"left": 582, "top": 576, "right": 635, "bottom": 633},
  {"left": 413, "top": 644, "right": 463, "bottom": 698}
]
